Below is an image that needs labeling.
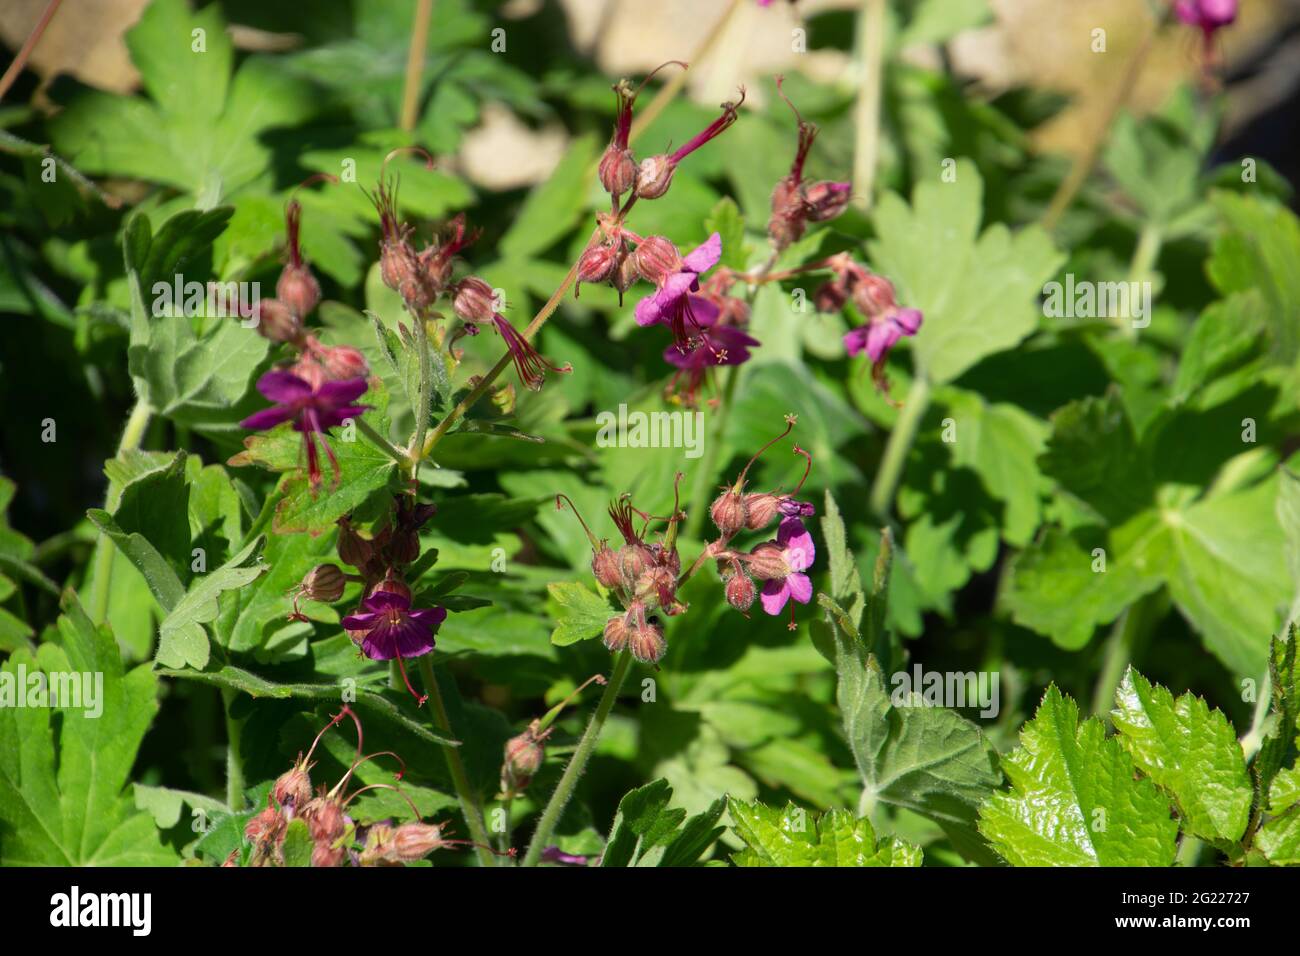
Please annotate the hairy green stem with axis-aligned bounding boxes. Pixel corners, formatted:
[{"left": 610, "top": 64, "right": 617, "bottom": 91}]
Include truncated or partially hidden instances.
[
  {"left": 87, "top": 398, "right": 152, "bottom": 623},
  {"left": 418, "top": 656, "right": 495, "bottom": 867},
  {"left": 1091, "top": 591, "right": 1163, "bottom": 718},
  {"left": 522, "top": 651, "right": 632, "bottom": 866},
  {"left": 399, "top": 0, "right": 434, "bottom": 132},
  {"left": 868, "top": 376, "right": 931, "bottom": 521},
  {"left": 407, "top": 315, "right": 433, "bottom": 473},
  {"left": 851, "top": 0, "right": 887, "bottom": 212},
  {"left": 222, "top": 687, "right": 245, "bottom": 810}
]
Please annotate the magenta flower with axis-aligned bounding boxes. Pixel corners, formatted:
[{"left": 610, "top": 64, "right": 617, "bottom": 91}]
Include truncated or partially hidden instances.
[
  {"left": 241, "top": 369, "right": 370, "bottom": 491},
  {"left": 663, "top": 321, "right": 759, "bottom": 406},
  {"left": 1175, "top": 0, "right": 1237, "bottom": 34},
  {"left": 635, "top": 232, "right": 723, "bottom": 351},
  {"left": 758, "top": 516, "right": 815, "bottom": 627},
  {"left": 540, "top": 846, "right": 590, "bottom": 866},
  {"left": 341, "top": 589, "right": 446, "bottom": 705},
  {"left": 843, "top": 307, "right": 923, "bottom": 364}
]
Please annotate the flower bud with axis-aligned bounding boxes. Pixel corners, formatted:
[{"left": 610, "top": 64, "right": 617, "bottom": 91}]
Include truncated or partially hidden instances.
[
  {"left": 453, "top": 276, "right": 498, "bottom": 325},
  {"left": 744, "top": 542, "right": 790, "bottom": 582},
  {"left": 592, "top": 544, "right": 623, "bottom": 590},
  {"left": 613, "top": 251, "right": 639, "bottom": 301},
  {"left": 618, "top": 542, "right": 655, "bottom": 590},
  {"left": 852, "top": 273, "right": 896, "bottom": 317},
  {"left": 725, "top": 572, "right": 756, "bottom": 613},
  {"left": 502, "top": 726, "right": 545, "bottom": 792},
  {"left": 393, "top": 822, "right": 449, "bottom": 860},
  {"left": 577, "top": 242, "right": 619, "bottom": 286},
  {"left": 742, "top": 493, "right": 783, "bottom": 531},
  {"left": 813, "top": 281, "right": 849, "bottom": 314},
  {"left": 320, "top": 344, "right": 369, "bottom": 381},
  {"left": 598, "top": 145, "right": 638, "bottom": 198},
  {"left": 370, "top": 576, "right": 412, "bottom": 603},
  {"left": 380, "top": 240, "right": 414, "bottom": 293},
  {"left": 312, "top": 842, "right": 346, "bottom": 867},
  {"left": 634, "top": 155, "right": 676, "bottom": 200},
  {"left": 252, "top": 297, "right": 303, "bottom": 344},
  {"left": 360, "top": 824, "right": 398, "bottom": 866},
  {"left": 277, "top": 263, "right": 321, "bottom": 317},
  {"left": 603, "top": 613, "right": 629, "bottom": 653},
  {"left": 299, "top": 564, "right": 346, "bottom": 604},
  {"left": 628, "top": 613, "right": 666, "bottom": 664},
  {"left": 273, "top": 765, "right": 313, "bottom": 809},
  {"left": 245, "top": 803, "right": 284, "bottom": 844},
  {"left": 710, "top": 488, "right": 747, "bottom": 535},
  {"left": 803, "top": 180, "right": 851, "bottom": 222},
  {"left": 633, "top": 235, "right": 682, "bottom": 286},
  {"left": 336, "top": 517, "right": 372, "bottom": 568},
  {"left": 291, "top": 356, "right": 327, "bottom": 390},
  {"left": 302, "top": 796, "right": 346, "bottom": 844}
]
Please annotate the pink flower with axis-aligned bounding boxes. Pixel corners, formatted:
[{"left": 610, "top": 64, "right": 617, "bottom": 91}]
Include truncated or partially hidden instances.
[
  {"left": 758, "top": 516, "right": 815, "bottom": 626},
  {"left": 1175, "top": 0, "right": 1237, "bottom": 33},
  {"left": 635, "top": 232, "right": 723, "bottom": 351},
  {"left": 663, "top": 321, "right": 759, "bottom": 406},
  {"left": 843, "top": 307, "right": 923, "bottom": 364},
  {"left": 241, "top": 369, "right": 370, "bottom": 490}
]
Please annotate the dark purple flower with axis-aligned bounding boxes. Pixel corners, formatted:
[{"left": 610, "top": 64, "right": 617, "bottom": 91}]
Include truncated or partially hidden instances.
[
  {"left": 341, "top": 589, "right": 446, "bottom": 705},
  {"left": 635, "top": 232, "right": 723, "bottom": 351},
  {"left": 758, "top": 516, "right": 815, "bottom": 627},
  {"left": 663, "top": 322, "right": 759, "bottom": 407},
  {"left": 241, "top": 369, "right": 370, "bottom": 490}
]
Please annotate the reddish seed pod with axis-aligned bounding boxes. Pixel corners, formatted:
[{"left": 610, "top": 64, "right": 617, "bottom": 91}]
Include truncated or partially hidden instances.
[
  {"left": 618, "top": 542, "right": 655, "bottom": 591},
  {"left": 633, "top": 235, "right": 682, "bottom": 286},
  {"left": 577, "top": 242, "right": 620, "bottom": 285},
  {"left": 744, "top": 542, "right": 790, "bottom": 582},
  {"left": 853, "top": 273, "right": 897, "bottom": 317},
  {"left": 813, "top": 281, "right": 849, "bottom": 315},
  {"left": 393, "top": 822, "right": 449, "bottom": 861},
  {"left": 273, "top": 765, "right": 313, "bottom": 810},
  {"left": 710, "top": 488, "right": 747, "bottom": 536},
  {"left": 320, "top": 344, "right": 369, "bottom": 381},
  {"left": 598, "top": 145, "right": 638, "bottom": 198},
  {"left": 370, "top": 576, "right": 412, "bottom": 604},
  {"left": 252, "top": 297, "right": 303, "bottom": 344},
  {"left": 742, "top": 493, "right": 783, "bottom": 531},
  {"left": 803, "top": 180, "right": 851, "bottom": 222},
  {"left": 627, "top": 609, "right": 666, "bottom": 664},
  {"left": 299, "top": 564, "right": 346, "bottom": 604},
  {"left": 502, "top": 726, "right": 545, "bottom": 792},
  {"left": 725, "top": 572, "right": 756, "bottom": 613},
  {"left": 302, "top": 796, "right": 346, "bottom": 844},
  {"left": 245, "top": 803, "right": 284, "bottom": 843},
  {"left": 634, "top": 155, "right": 675, "bottom": 200},
  {"left": 603, "top": 613, "right": 630, "bottom": 653},
  {"left": 312, "top": 843, "right": 347, "bottom": 868},
  {"left": 613, "top": 252, "right": 639, "bottom": 300},
  {"left": 453, "top": 276, "right": 498, "bottom": 325},
  {"left": 336, "top": 517, "right": 372, "bottom": 568},
  {"left": 277, "top": 263, "right": 321, "bottom": 318},
  {"left": 591, "top": 544, "right": 623, "bottom": 590}
]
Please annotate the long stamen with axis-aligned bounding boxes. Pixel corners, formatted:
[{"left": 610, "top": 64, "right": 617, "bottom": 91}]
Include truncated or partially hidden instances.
[
  {"left": 536, "top": 673, "right": 609, "bottom": 734},
  {"left": 340, "top": 782, "right": 422, "bottom": 821},
  {"left": 608, "top": 497, "right": 639, "bottom": 543},
  {"left": 736, "top": 415, "right": 798, "bottom": 487},
  {"left": 394, "top": 646, "right": 428, "bottom": 707},
  {"left": 301, "top": 707, "right": 349, "bottom": 769},
  {"left": 667, "top": 87, "right": 746, "bottom": 165},
  {"left": 493, "top": 313, "right": 571, "bottom": 391},
  {"left": 790, "top": 444, "right": 813, "bottom": 496},
  {"left": 775, "top": 75, "right": 817, "bottom": 183},
  {"left": 556, "top": 494, "right": 600, "bottom": 549}
]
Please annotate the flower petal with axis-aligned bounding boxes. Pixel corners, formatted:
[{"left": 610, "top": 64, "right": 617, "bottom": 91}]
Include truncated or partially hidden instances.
[
  {"left": 777, "top": 517, "right": 815, "bottom": 571},
  {"left": 786, "top": 572, "right": 813, "bottom": 605},
  {"left": 240, "top": 406, "right": 297, "bottom": 431},
  {"left": 256, "top": 370, "right": 313, "bottom": 403},
  {"left": 340, "top": 611, "right": 380, "bottom": 631},
  {"left": 363, "top": 590, "right": 411, "bottom": 613},
  {"left": 316, "top": 377, "right": 369, "bottom": 408},
  {"left": 681, "top": 232, "right": 722, "bottom": 274},
  {"left": 759, "top": 579, "right": 791, "bottom": 616}
]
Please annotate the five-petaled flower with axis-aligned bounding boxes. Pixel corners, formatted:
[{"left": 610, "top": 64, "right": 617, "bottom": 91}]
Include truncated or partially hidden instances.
[
  {"left": 341, "top": 589, "right": 447, "bottom": 705},
  {"left": 240, "top": 369, "right": 370, "bottom": 491},
  {"left": 635, "top": 232, "right": 724, "bottom": 353},
  {"left": 756, "top": 516, "right": 816, "bottom": 628}
]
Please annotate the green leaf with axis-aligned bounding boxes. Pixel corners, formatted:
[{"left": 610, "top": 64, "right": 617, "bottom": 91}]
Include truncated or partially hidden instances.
[
  {"left": 703, "top": 197, "right": 748, "bottom": 271},
  {"left": 1208, "top": 192, "right": 1300, "bottom": 366},
  {"left": 0, "top": 591, "right": 177, "bottom": 865},
  {"left": 867, "top": 160, "right": 1063, "bottom": 385},
  {"left": 547, "top": 581, "right": 618, "bottom": 647},
  {"left": 979, "top": 686, "right": 1178, "bottom": 866},
  {"left": 281, "top": 818, "right": 315, "bottom": 867},
  {"left": 727, "top": 798, "right": 922, "bottom": 867},
  {"left": 156, "top": 536, "right": 268, "bottom": 670},
  {"left": 1039, "top": 390, "right": 1154, "bottom": 525},
  {"left": 85, "top": 509, "right": 186, "bottom": 612},
  {"left": 1111, "top": 668, "right": 1251, "bottom": 843},
  {"left": 133, "top": 783, "right": 226, "bottom": 830},
  {"left": 123, "top": 210, "right": 269, "bottom": 429}
]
